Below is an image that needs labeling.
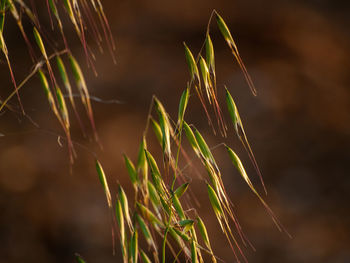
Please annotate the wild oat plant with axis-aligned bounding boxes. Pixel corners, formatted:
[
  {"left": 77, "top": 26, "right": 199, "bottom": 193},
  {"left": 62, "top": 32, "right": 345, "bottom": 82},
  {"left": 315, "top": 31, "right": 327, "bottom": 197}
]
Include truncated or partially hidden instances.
[
  {"left": 94, "top": 10, "right": 290, "bottom": 263},
  {"left": 0, "top": 2, "right": 288, "bottom": 262},
  {"left": 0, "top": 0, "right": 115, "bottom": 162}
]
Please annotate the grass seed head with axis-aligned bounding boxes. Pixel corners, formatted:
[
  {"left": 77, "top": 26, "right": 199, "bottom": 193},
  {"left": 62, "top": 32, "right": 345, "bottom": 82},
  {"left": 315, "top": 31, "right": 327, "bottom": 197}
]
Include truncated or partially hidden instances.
[
  {"left": 154, "top": 98, "right": 172, "bottom": 157},
  {"left": 172, "top": 227, "right": 191, "bottom": 242},
  {"left": 137, "top": 202, "right": 164, "bottom": 228},
  {"left": 69, "top": 54, "right": 87, "bottom": 95},
  {"left": 48, "top": 0, "right": 59, "bottom": 19},
  {"left": 56, "top": 56, "right": 74, "bottom": 101},
  {"left": 115, "top": 198, "right": 127, "bottom": 259},
  {"left": 183, "top": 122, "right": 201, "bottom": 157},
  {"left": 216, "top": 13, "right": 237, "bottom": 52},
  {"left": 150, "top": 117, "right": 163, "bottom": 145},
  {"left": 123, "top": 154, "right": 139, "bottom": 188},
  {"left": 130, "top": 230, "right": 138, "bottom": 263},
  {"left": 225, "top": 87, "right": 240, "bottom": 133},
  {"left": 178, "top": 86, "right": 189, "bottom": 126},
  {"left": 119, "top": 185, "right": 133, "bottom": 231},
  {"left": 95, "top": 160, "right": 112, "bottom": 208},
  {"left": 55, "top": 86, "right": 70, "bottom": 130},
  {"left": 140, "top": 250, "right": 152, "bottom": 263},
  {"left": 207, "top": 183, "right": 223, "bottom": 216},
  {"left": 179, "top": 219, "right": 194, "bottom": 233},
  {"left": 174, "top": 183, "right": 189, "bottom": 199},
  {"left": 196, "top": 216, "right": 210, "bottom": 248},
  {"left": 225, "top": 146, "right": 254, "bottom": 189},
  {"left": 0, "top": 1, "right": 5, "bottom": 33},
  {"left": 199, "top": 56, "right": 210, "bottom": 91},
  {"left": 184, "top": 42, "right": 199, "bottom": 81},
  {"left": 136, "top": 213, "right": 155, "bottom": 249},
  {"left": 38, "top": 70, "right": 60, "bottom": 118},
  {"left": 75, "top": 253, "right": 86, "bottom": 263},
  {"left": 205, "top": 34, "right": 215, "bottom": 72},
  {"left": 33, "top": 27, "right": 47, "bottom": 59},
  {"left": 172, "top": 194, "right": 185, "bottom": 220},
  {"left": 194, "top": 128, "right": 216, "bottom": 166},
  {"left": 147, "top": 181, "right": 160, "bottom": 208}
]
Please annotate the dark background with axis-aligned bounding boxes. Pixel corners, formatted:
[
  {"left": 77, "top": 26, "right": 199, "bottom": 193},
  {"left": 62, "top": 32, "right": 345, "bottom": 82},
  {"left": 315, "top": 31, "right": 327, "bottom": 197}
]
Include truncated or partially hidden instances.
[{"left": 1, "top": 0, "right": 349, "bottom": 262}]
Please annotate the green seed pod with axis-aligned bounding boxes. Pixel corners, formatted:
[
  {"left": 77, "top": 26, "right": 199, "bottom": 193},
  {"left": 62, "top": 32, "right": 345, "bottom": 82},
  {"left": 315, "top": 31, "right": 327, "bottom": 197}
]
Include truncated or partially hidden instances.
[
  {"left": 95, "top": 160, "right": 112, "bottom": 208},
  {"left": 207, "top": 183, "right": 223, "bottom": 216},
  {"left": 178, "top": 86, "right": 189, "bottom": 126},
  {"left": 33, "top": 27, "right": 47, "bottom": 59},
  {"left": 184, "top": 42, "right": 199, "bottom": 81},
  {"left": 123, "top": 154, "right": 138, "bottom": 187}
]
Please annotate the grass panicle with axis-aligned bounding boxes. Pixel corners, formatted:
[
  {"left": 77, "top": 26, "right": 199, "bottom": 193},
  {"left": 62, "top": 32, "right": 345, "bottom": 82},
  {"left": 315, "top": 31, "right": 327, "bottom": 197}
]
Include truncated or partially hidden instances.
[
  {"left": 0, "top": 4, "right": 289, "bottom": 261},
  {"left": 88, "top": 9, "right": 287, "bottom": 263}
]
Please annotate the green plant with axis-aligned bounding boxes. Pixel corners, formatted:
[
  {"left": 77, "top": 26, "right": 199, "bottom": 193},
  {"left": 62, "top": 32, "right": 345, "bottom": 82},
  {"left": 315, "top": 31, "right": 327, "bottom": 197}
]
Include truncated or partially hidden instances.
[
  {"left": 0, "top": 0, "right": 114, "bottom": 162},
  {"left": 94, "top": 9, "right": 290, "bottom": 263},
  {"left": 0, "top": 2, "right": 289, "bottom": 262}
]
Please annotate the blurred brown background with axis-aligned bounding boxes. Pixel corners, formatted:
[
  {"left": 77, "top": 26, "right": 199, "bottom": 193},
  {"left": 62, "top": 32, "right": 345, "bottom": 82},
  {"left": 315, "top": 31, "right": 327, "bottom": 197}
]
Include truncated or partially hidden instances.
[{"left": 1, "top": 0, "right": 350, "bottom": 262}]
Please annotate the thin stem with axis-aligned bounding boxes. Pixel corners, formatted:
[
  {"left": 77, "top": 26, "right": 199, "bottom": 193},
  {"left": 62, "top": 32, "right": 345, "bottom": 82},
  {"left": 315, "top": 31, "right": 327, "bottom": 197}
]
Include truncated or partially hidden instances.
[
  {"left": 0, "top": 49, "right": 69, "bottom": 112},
  {"left": 162, "top": 116, "right": 185, "bottom": 262},
  {"left": 143, "top": 95, "right": 155, "bottom": 137},
  {"left": 162, "top": 227, "right": 169, "bottom": 263}
]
